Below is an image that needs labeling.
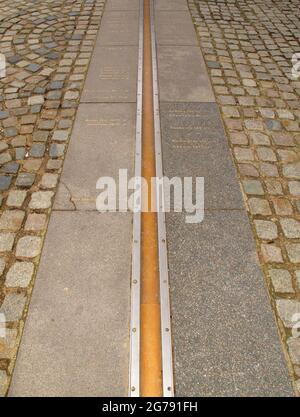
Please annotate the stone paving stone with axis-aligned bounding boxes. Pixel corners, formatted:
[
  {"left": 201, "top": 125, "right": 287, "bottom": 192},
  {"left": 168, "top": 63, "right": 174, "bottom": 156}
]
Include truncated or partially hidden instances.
[
  {"left": 96, "top": 11, "right": 139, "bottom": 46},
  {"left": 24, "top": 214, "right": 47, "bottom": 232},
  {"left": 0, "top": 176, "right": 12, "bottom": 191},
  {"left": 156, "top": 0, "right": 188, "bottom": 10},
  {"left": 158, "top": 47, "right": 215, "bottom": 102},
  {"left": 276, "top": 300, "right": 300, "bottom": 328},
  {"left": 15, "top": 173, "right": 36, "bottom": 188},
  {"left": 269, "top": 269, "right": 294, "bottom": 294},
  {"left": 280, "top": 219, "right": 300, "bottom": 239},
  {"left": 49, "top": 144, "right": 65, "bottom": 158},
  {"left": 0, "top": 153, "right": 12, "bottom": 165},
  {"left": 6, "top": 191, "right": 27, "bottom": 208},
  {"left": 286, "top": 244, "right": 300, "bottom": 263},
  {"left": 16, "top": 236, "right": 42, "bottom": 259},
  {"left": 0, "top": 372, "right": 8, "bottom": 397},
  {"left": 54, "top": 103, "right": 135, "bottom": 211},
  {"left": 261, "top": 243, "right": 283, "bottom": 263},
  {"left": 283, "top": 162, "right": 300, "bottom": 179},
  {"left": 0, "top": 293, "right": 26, "bottom": 322},
  {"left": 5, "top": 262, "right": 34, "bottom": 288},
  {"left": 167, "top": 211, "right": 292, "bottom": 396},
  {"left": 52, "top": 131, "right": 69, "bottom": 142},
  {"left": 243, "top": 180, "right": 264, "bottom": 195},
  {"left": 10, "top": 212, "right": 131, "bottom": 397},
  {"left": 161, "top": 102, "right": 243, "bottom": 209},
  {"left": 106, "top": 0, "right": 140, "bottom": 10},
  {"left": 254, "top": 220, "right": 278, "bottom": 241},
  {"left": 0, "top": 328, "right": 18, "bottom": 361},
  {"left": 155, "top": 11, "right": 197, "bottom": 45},
  {"left": 40, "top": 174, "right": 58, "bottom": 189},
  {"left": 29, "top": 191, "right": 54, "bottom": 210},
  {"left": 0, "top": 258, "right": 5, "bottom": 276},
  {"left": 81, "top": 46, "right": 138, "bottom": 103},
  {"left": 288, "top": 338, "right": 300, "bottom": 366},
  {"left": 0, "top": 0, "right": 119, "bottom": 395},
  {"left": 0, "top": 233, "right": 15, "bottom": 252},
  {"left": 28, "top": 96, "right": 44, "bottom": 106},
  {"left": 0, "top": 210, "right": 25, "bottom": 232}
]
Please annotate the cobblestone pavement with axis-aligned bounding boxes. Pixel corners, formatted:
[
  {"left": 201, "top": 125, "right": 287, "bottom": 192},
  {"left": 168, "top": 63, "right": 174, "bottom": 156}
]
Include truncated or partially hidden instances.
[
  {"left": 0, "top": 0, "right": 106, "bottom": 396},
  {"left": 189, "top": 0, "right": 300, "bottom": 395}
]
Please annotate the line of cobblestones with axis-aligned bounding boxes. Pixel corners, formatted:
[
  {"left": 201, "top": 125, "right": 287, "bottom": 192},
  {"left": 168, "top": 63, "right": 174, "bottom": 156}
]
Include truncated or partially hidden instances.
[
  {"left": 0, "top": 0, "right": 106, "bottom": 396},
  {"left": 189, "top": 0, "right": 300, "bottom": 395}
]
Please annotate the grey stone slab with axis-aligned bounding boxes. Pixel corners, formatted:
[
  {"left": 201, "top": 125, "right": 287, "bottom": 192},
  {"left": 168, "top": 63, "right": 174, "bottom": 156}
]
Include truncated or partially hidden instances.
[
  {"left": 156, "top": 0, "right": 188, "bottom": 10},
  {"left": 167, "top": 210, "right": 293, "bottom": 397},
  {"left": 96, "top": 11, "right": 139, "bottom": 46},
  {"left": 54, "top": 103, "right": 135, "bottom": 211},
  {"left": 81, "top": 47, "right": 138, "bottom": 103},
  {"left": 161, "top": 102, "right": 243, "bottom": 209},
  {"left": 9, "top": 211, "right": 132, "bottom": 397},
  {"left": 155, "top": 11, "right": 197, "bottom": 45},
  {"left": 106, "top": 0, "right": 140, "bottom": 10},
  {"left": 158, "top": 47, "right": 215, "bottom": 102}
]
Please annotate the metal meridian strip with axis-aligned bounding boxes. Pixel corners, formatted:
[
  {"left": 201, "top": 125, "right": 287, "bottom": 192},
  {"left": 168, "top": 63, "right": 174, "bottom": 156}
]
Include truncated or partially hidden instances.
[
  {"left": 150, "top": 0, "right": 174, "bottom": 398},
  {"left": 129, "top": 0, "right": 144, "bottom": 398}
]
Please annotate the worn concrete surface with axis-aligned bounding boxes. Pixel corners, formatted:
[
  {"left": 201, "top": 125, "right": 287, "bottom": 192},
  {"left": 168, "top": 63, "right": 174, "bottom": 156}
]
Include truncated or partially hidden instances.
[
  {"left": 157, "top": 47, "right": 215, "bottom": 102},
  {"left": 161, "top": 102, "right": 243, "bottom": 209},
  {"left": 9, "top": 212, "right": 132, "bottom": 397},
  {"left": 155, "top": 11, "right": 198, "bottom": 45},
  {"left": 80, "top": 47, "right": 138, "bottom": 103},
  {"left": 54, "top": 103, "right": 135, "bottom": 211},
  {"left": 96, "top": 11, "right": 139, "bottom": 46},
  {"left": 106, "top": 0, "right": 140, "bottom": 11},
  {"left": 156, "top": 0, "right": 188, "bottom": 11},
  {"left": 166, "top": 211, "right": 293, "bottom": 397}
]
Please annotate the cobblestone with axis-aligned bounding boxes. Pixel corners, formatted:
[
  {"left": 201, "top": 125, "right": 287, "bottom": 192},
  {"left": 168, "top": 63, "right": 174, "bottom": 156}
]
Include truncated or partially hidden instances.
[
  {"left": 261, "top": 243, "right": 283, "bottom": 263},
  {"left": 190, "top": 0, "right": 300, "bottom": 394},
  {"left": 24, "top": 213, "right": 47, "bottom": 231},
  {"left": 254, "top": 220, "right": 278, "bottom": 241},
  {"left": 269, "top": 269, "right": 294, "bottom": 294},
  {"left": 0, "top": 210, "right": 25, "bottom": 231},
  {"left": 0, "top": 293, "right": 26, "bottom": 322},
  {"left": 5, "top": 261, "right": 34, "bottom": 288},
  {"left": 0, "top": 258, "right": 5, "bottom": 276},
  {"left": 0, "top": 329, "right": 18, "bottom": 360},
  {"left": 6, "top": 190, "right": 27, "bottom": 208},
  {"left": 288, "top": 338, "right": 300, "bottom": 366},
  {"left": 15, "top": 236, "right": 42, "bottom": 258},
  {"left": 40, "top": 173, "right": 58, "bottom": 189},
  {"left": 276, "top": 300, "right": 300, "bottom": 328},
  {"left": 29, "top": 191, "right": 54, "bottom": 209},
  {"left": 248, "top": 198, "right": 272, "bottom": 215},
  {"left": 15, "top": 173, "right": 36, "bottom": 188},
  {"left": 280, "top": 219, "right": 300, "bottom": 239},
  {"left": 0, "top": 371, "right": 8, "bottom": 397},
  {"left": 0, "top": 233, "right": 15, "bottom": 252}
]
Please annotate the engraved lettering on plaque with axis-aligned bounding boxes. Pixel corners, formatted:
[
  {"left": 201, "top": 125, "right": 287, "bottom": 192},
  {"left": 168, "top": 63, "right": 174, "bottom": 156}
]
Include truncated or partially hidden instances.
[
  {"left": 99, "top": 66, "right": 129, "bottom": 80},
  {"left": 85, "top": 118, "right": 127, "bottom": 127}
]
